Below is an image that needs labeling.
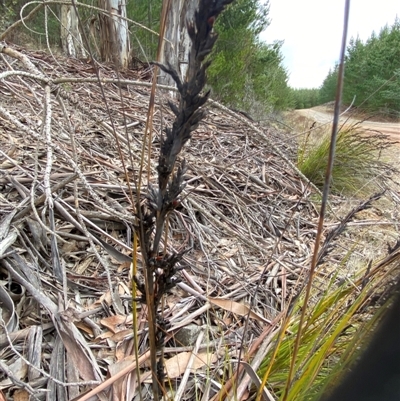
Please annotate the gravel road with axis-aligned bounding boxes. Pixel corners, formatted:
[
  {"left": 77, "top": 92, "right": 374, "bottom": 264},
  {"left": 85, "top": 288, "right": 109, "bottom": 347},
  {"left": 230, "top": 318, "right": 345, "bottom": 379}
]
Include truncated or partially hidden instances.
[{"left": 296, "top": 108, "right": 400, "bottom": 142}]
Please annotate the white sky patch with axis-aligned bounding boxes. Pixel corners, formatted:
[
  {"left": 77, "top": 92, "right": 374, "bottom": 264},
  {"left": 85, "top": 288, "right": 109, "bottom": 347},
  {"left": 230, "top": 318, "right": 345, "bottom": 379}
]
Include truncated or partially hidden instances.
[{"left": 260, "top": 0, "right": 400, "bottom": 88}]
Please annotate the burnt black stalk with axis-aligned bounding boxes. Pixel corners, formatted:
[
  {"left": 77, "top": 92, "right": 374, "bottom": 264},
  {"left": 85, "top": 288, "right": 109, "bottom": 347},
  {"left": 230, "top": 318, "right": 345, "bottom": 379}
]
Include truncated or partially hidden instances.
[
  {"left": 135, "top": 1, "right": 400, "bottom": 398},
  {"left": 134, "top": 0, "right": 234, "bottom": 397}
]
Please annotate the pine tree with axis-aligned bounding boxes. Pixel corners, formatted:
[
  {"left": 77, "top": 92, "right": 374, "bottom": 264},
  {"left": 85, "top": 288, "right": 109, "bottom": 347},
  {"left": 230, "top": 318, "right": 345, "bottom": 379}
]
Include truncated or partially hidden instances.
[{"left": 339, "top": 18, "right": 400, "bottom": 115}]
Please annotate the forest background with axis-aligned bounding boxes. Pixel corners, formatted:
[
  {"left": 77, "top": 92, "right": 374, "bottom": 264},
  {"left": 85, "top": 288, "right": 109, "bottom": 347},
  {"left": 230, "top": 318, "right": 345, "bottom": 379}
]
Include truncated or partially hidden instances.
[{"left": 1, "top": 0, "right": 399, "bottom": 118}]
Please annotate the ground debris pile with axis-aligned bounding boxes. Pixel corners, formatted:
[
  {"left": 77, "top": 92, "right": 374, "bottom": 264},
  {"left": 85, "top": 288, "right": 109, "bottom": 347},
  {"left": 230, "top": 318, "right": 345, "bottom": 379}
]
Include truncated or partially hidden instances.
[{"left": 0, "top": 44, "right": 321, "bottom": 399}]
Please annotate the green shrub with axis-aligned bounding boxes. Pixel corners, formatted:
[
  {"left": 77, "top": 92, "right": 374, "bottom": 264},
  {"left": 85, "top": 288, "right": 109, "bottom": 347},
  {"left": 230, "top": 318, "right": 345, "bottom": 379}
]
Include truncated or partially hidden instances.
[{"left": 297, "top": 125, "right": 392, "bottom": 196}]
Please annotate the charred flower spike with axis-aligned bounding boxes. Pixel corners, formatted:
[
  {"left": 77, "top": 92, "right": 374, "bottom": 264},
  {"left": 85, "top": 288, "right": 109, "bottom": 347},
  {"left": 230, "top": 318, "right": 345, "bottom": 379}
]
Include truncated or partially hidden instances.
[
  {"left": 156, "top": 0, "right": 234, "bottom": 192},
  {"left": 151, "top": 0, "right": 234, "bottom": 256},
  {"left": 150, "top": 0, "right": 235, "bottom": 296},
  {"left": 138, "top": 0, "right": 235, "bottom": 397}
]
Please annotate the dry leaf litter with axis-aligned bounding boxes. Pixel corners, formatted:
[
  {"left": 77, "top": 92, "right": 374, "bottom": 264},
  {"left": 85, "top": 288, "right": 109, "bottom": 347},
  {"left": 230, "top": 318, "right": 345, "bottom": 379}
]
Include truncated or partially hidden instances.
[{"left": 0, "top": 44, "right": 399, "bottom": 400}]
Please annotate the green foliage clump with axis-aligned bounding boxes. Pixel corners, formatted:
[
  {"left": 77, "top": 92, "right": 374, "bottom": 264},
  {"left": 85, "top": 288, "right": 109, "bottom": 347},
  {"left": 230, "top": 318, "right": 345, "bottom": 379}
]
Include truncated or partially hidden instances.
[
  {"left": 4, "top": 0, "right": 292, "bottom": 115},
  {"left": 128, "top": 0, "right": 162, "bottom": 60},
  {"left": 1, "top": 1, "right": 59, "bottom": 45},
  {"left": 320, "top": 18, "right": 400, "bottom": 116},
  {"left": 297, "top": 125, "right": 390, "bottom": 196},
  {"left": 290, "top": 88, "right": 320, "bottom": 109},
  {"left": 319, "top": 66, "right": 338, "bottom": 104},
  {"left": 258, "top": 270, "right": 392, "bottom": 401},
  {"left": 29, "top": 5, "right": 61, "bottom": 47},
  {"left": 207, "top": 0, "right": 293, "bottom": 114},
  {"left": 344, "top": 19, "right": 400, "bottom": 115},
  {"left": 0, "top": 0, "right": 18, "bottom": 33}
]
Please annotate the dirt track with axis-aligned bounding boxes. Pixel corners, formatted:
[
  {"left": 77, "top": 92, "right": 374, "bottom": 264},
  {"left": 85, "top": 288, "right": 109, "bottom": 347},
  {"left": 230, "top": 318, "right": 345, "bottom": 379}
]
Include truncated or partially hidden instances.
[{"left": 296, "top": 107, "right": 400, "bottom": 142}]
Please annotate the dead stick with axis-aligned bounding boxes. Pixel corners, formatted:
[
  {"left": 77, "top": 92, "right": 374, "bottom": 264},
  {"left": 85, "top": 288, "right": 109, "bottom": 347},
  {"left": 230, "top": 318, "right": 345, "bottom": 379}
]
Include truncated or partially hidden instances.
[
  {"left": 73, "top": 351, "right": 150, "bottom": 401},
  {"left": 210, "top": 312, "right": 284, "bottom": 401},
  {"left": 12, "top": 173, "right": 77, "bottom": 222}
]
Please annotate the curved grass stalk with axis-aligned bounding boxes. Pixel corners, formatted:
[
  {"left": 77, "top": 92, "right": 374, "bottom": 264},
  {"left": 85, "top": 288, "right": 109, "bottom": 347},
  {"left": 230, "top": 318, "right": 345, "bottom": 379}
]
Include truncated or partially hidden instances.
[
  {"left": 131, "top": 232, "right": 143, "bottom": 401},
  {"left": 282, "top": 2, "right": 351, "bottom": 399}
]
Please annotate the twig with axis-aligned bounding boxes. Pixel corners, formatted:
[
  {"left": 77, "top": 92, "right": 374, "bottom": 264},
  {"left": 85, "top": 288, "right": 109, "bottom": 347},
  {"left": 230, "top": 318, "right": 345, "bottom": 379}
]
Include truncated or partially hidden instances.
[
  {"left": 0, "top": 317, "right": 100, "bottom": 388},
  {"left": 174, "top": 330, "right": 205, "bottom": 400}
]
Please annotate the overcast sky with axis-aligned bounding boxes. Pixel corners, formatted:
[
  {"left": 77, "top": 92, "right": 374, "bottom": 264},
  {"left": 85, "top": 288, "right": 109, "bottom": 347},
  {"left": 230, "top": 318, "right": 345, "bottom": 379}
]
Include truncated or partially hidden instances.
[{"left": 260, "top": 0, "right": 400, "bottom": 89}]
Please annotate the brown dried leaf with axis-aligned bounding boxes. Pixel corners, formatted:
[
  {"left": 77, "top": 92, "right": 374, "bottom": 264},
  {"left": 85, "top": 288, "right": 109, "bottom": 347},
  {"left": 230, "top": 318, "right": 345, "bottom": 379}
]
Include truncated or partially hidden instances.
[
  {"left": 100, "top": 314, "right": 132, "bottom": 332},
  {"left": 165, "top": 351, "right": 218, "bottom": 379},
  {"left": 74, "top": 321, "right": 94, "bottom": 337},
  {"left": 55, "top": 313, "right": 102, "bottom": 382},
  {"left": 11, "top": 389, "right": 28, "bottom": 401},
  {"left": 208, "top": 297, "right": 271, "bottom": 324},
  {"left": 111, "top": 328, "right": 132, "bottom": 342}
]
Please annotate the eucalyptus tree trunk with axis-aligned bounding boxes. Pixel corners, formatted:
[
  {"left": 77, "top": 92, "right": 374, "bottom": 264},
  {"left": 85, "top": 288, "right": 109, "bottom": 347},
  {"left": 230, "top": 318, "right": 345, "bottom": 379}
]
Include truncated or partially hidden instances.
[
  {"left": 159, "top": 0, "right": 199, "bottom": 89},
  {"left": 60, "top": 5, "right": 86, "bottom": 58},
  {"left": 98, "top": 0, "right": 130, "bottom": 68}
]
